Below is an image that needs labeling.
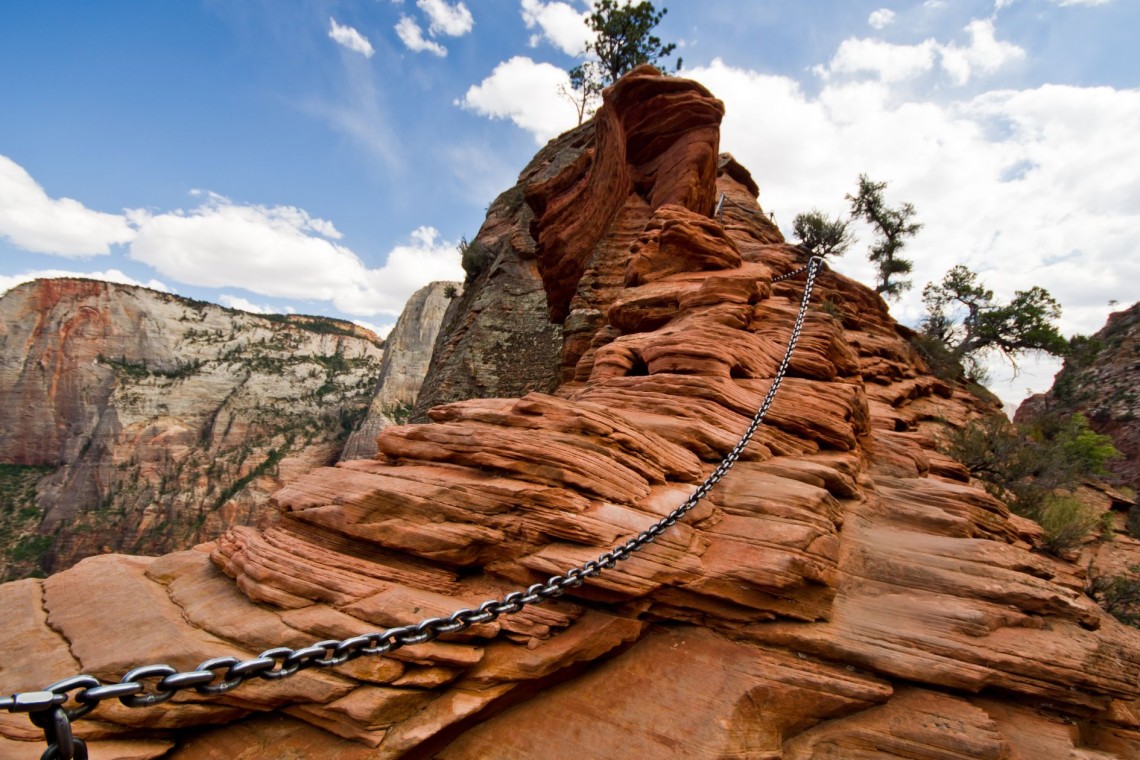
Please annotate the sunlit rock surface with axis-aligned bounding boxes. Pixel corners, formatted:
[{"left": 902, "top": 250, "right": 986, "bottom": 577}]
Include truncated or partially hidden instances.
[{"left": 3, "top": 65, "right": 1139, "bottom": 759}]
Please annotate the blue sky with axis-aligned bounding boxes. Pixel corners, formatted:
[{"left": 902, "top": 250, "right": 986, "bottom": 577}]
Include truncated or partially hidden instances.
[{"left": 2, "top": 0, "right": 1137, "bottom": 408}]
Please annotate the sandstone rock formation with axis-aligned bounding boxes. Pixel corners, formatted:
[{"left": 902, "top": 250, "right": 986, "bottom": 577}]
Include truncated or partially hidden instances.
[
  {"left": 341, "top": 281, "right": 456, "bottom": 461},
  {"left": 3, "top": 66, "right": 1140, "bottom": 759},
  {"left": 0, "top": 281, "right": 384, "bottom": 579},
  {"left": 1017, "top": 301, "right": 1140, "bottom": 494},
  {"left": 411, "top": 128, "right": 584, "bottom": 419}
]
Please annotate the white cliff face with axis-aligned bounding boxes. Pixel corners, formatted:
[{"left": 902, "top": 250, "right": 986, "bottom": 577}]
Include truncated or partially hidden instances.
[
  {"left": 0, "top": 278, "right": 384, "bottom": 579},
  {"left": 340, "top": 281, "right": 457, "bottom": 461}
]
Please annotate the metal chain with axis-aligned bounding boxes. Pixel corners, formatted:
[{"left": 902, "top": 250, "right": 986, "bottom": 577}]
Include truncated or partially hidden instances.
[
  {"left": 2, "top": 258, "right": 823, "bottom": 760},
  {"left": 715, "top": 190, "right": 778, "bottom": 225}
]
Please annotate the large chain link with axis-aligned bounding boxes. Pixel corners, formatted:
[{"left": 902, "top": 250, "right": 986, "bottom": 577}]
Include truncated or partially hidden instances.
[{"left": 2, "top": 257, "right": 823, "bottom": 759}]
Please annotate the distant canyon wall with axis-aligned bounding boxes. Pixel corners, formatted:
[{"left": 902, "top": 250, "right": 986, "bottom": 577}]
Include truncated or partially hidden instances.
[
  {"left": 341, "top": 281, "right": 456, "bottom": 461},
  {"left": 0, "top": 279, "right": 390, "bottom": 578}
]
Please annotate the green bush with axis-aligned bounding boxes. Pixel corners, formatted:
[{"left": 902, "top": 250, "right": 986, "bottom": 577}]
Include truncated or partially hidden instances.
[
  {"left": 1126, "top": 502, "right": 1140, "bottom": 540},
  {"left": 1092, "top": 565, "right": 1140, "bottom": 627},
  {"left": 383, "top": 402, "right": 415, "bottom": 425},
  {"left": 910, "top": 333, "right": 964, "bottom": 384},
  {"left": 1037, "top": 496, "right": 1099, "bottom": 555},
  {"left": 941, "top": 412, "right": 1120, "bottom": 556},
  {"left": 941, "top": 413, "right": 1119, "bottom": 520},
  {"left": 459, "top": 237, "right": 494, "bottom": 281}
]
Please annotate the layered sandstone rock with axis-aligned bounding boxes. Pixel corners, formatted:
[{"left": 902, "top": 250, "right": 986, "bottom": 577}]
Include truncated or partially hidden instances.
[
  {"left": 0, "top": 281, "right": 384, "bottom": 578},
  {"left": 3, "top": 66, "right": 1140, "bottom": 759},
  {"left": 341, "top": 281, "right": 456, "bottom": 461}
]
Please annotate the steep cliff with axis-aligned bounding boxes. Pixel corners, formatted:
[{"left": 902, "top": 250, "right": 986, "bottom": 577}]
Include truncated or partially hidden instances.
[
  {"left": 341, "top": 281, "right": 456, "bottom": 461},
  {"left": 1017, "top": 301, "right": 1140, "bottom": 493},
  {"left": 411, "top": 126, "right": 592, "bottom": 419},
  {"left": 0, "top": 279, "right": 384, "bottom": 579},
  {"left": 3, "top": 67, "right": 1140, "bottom": 760}
]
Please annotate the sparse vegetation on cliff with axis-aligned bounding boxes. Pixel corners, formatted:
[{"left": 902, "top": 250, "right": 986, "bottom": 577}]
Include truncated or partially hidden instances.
[
  {"left": 1093, "top": 566, "right": 1140, "bottom": 627},
  {"left": 0, "top": 464, "right": 55, "bottom": 580},
  {"left": 459, "top": 235, "right": 495, "bottom": 281},
  {"left": 383, "top": 401, "right": 415, "bottom": 425},
  {"left": 940, "top": 412, "right": 1119, "bottom": 556}
]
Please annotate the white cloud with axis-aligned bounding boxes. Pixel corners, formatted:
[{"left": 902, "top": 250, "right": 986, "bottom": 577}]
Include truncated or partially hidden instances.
[
  {"left": 520, "top": 0, "right": 591, "bottom": 56},
  {"left": 219, "top": 294, "right": 274, "bottom": 313},
  {"left": 352, "top": 318, "right": 392, "bottom": 339},
  {"left": 418, "top": 0, "right": 474, "bottom": 36},
  {"left": 396, "top": 15, "right": 447, "bottom": 56},
  {"left": 0, "top": 269, "right": 169, "bottom": 297},
  {"left": 816, "top": 17, "right": 1024, "bottom": 86},
  {"left": 328, "top": 18, "right": 375, "bottom": 58},
  {"left": 0, "top": 155, "right": 135, "bottom": 257},
  {"left": 868, "top": 8, "right": 897, "bottom": 29},
  {"left": 684, "top": 58, "right": 1140, "bottom": 406},
  {"left": 128, "top": 194, "right": 463, "bottom": 317},
  {"left": 817, "top": 37, "right": 938, "bottom": 82},
  {"left": 457, "top": 56, "right": 580, "bottom": 144},
  {"left": 939, "top": 18, "right": 1025, "bottom": 85},
  {"left": 997, "top": 1, "right": 1113, "bottom": 14}
]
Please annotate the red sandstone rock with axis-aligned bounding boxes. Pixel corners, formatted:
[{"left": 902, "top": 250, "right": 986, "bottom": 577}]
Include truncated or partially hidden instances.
[{"left": 3, "top": 66, "right": 1140, "bottom": 759}]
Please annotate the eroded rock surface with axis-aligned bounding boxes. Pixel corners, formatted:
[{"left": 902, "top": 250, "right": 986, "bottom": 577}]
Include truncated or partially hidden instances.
[{"left": 3, "top": 66, "right": 1139, "bottom": 759}]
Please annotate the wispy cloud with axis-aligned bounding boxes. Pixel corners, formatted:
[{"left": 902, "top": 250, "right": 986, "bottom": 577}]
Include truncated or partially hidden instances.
[
  {"left": 328, "top": 17, "right": 375, "bottom": 58},
  {"left": 218, "top": 294, "right": 293, "bottom": 314},
  {"left": 939, "top": 19, "right": 1026, "bottom": 85},
  {"left": 816, "top": 37, "right": 938, "bottom": 82},
  {"left": 396, "top": 15, "right": 447, "bottom": 56},
  {"left": 418, "top": 0, "right": 473, "bottom": 36},
  {"left": 1, "top": 153, "right": 462, "bottom": 317},
  {"left": 814, "top": 17, "right": 1024, "bottom": 85}
]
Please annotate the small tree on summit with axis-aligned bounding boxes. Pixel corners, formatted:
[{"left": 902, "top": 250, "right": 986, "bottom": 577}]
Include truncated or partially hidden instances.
[
  {"left": 561, "top": 60, "right": 606, "bottom": 126},
  {"left": 846, "top": 174, "right": 922, "bottom": 300},
  {"left": 792, "top": 210, "right": 854, "bottom": 259},
  {"left": 920, "top": 264, "right": 1068, "bottom": 379},
  {"left": 563, "top": 1, "right": 681, "bottom": 124}
]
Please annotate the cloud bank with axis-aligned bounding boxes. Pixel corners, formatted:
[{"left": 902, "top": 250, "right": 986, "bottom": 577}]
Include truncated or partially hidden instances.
[
  {"left": 0, "top": 155, "right": 135, "bottom": 257},
  {"left": 0, "top": 165, "right": 464, "bottom": 319}
]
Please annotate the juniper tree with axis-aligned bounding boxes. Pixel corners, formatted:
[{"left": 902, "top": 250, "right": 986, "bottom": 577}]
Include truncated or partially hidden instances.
[
  {"left": 564, "top": 1, "right": 681, "bottom": 122},
  {"left": 792, "top": 210, "right": 854, "bottom": 259},
  {"left": 846, "top": 174, "right": 922, "bottom": 299},
  {"left": 920, "top": 264, "right": 1068, "bottom": 379}
]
